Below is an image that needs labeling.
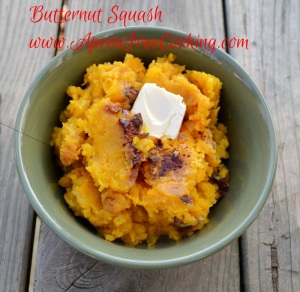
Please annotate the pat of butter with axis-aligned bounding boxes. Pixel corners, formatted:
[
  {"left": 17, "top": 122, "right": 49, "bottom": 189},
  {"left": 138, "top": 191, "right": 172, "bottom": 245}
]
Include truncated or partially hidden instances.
[{"left": 132, "top": 83, "right": 186, "bottom": 139}]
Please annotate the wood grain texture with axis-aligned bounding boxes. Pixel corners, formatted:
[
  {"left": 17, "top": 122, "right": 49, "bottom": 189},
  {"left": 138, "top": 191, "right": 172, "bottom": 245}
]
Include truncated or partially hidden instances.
[
  {"left": 34, "top": 223, "right": 239, "bottom": 292},
  {"left": 0, "top": 124, "right": 35, "bottom": 292},
  {"left": 32, "top": 1, "right": 240, "bottom": 291},
  {"left": 63, "top": 0, "right": 225, "bottom": 42},
  {"left": 0, "top": 0, "right": 61, "bottom": 128},
  {"left": 0, "top": 0, "right": 62, "bottom": 291},
  {"left": 225, "top": 0, "right": 300, "bottom": 291}
]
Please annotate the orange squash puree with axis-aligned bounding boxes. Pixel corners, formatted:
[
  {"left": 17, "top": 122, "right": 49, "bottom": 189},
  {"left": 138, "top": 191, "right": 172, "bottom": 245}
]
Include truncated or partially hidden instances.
[{"left": 51, "top": 53, "right": 229, "bottom": 246}]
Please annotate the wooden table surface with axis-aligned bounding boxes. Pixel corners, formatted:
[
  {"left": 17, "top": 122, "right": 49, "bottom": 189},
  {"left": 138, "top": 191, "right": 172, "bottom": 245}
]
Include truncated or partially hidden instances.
[{"left": 1, "top": 0, "right": 299, "bottom": 291}]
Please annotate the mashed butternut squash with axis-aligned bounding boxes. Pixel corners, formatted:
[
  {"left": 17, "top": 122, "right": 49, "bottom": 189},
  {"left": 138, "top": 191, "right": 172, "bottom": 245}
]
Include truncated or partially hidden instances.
[{"left": 51, "top": 54, "right": 229, "bottom": 246}]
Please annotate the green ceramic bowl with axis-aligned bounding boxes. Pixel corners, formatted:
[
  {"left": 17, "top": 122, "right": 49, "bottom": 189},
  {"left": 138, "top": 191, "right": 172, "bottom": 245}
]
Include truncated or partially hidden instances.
[{"left": 15, "top": 27, "right": 277, "bottom": 269}]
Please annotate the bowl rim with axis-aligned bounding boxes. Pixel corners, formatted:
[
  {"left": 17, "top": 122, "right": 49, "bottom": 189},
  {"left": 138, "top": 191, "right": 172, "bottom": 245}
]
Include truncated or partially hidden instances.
[{"left": 14, "top": 26, "right": 278, "bottom": 269}]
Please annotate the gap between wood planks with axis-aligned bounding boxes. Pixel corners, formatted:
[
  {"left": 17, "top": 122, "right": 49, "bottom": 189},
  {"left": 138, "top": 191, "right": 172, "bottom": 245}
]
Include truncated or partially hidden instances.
[
  {"left": 28, "top": 1, "right": 68, "bottom": 291},
  {"left": 28, "top": 217, "right": 40, "bottom": 292},
  {"left": 271, "top": 244, "right": 279, "bottom": 292},
  {"left": 222, "top": 0, "right": 245, "bottom": 290},
  {"left": 55, "top": 1, "right": 68, "bottom": 55},
  {"left": 221, "top": 0, "right": 229, "bottom": 54}
]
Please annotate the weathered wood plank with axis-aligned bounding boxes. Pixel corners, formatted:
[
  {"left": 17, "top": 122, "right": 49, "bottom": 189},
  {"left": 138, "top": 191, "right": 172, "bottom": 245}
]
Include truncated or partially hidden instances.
[
  {"left": 0, "top": 0, "right": 62, "bottom": 128},
  {"left": 225, "top": 0, "right": 300, "bottom": 291},
  {"left": 0, "top": 0, "right": 62, "bottom": 291},
  {"left": 32, "top": 0, "right": 240, "bottom": 291},
  {"left": 0, "top": 124, "right": 35, "bottom": 292},
  {"left": 34, "top": 223, "right": 240, "bottom": 292},
  {"left": 63, "top": 0, "right": 225, "bottom": 43}
]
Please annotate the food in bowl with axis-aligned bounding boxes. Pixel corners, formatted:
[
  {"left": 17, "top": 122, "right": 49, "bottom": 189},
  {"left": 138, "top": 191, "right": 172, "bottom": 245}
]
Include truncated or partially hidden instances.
[{"left": 51, "top": 53, "right": 229, "bottom": 246}]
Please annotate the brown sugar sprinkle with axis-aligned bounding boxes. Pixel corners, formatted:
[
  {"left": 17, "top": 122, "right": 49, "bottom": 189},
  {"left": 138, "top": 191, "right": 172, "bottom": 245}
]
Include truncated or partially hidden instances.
[
  {"left": 119, "top": 113, "right": 144, "bottom": 169},
  {"left": 119, "top": 113, "right": 143, "bottom": 144},
  {"left": 106, "top": 104, "right": 130, "bottom": 116},
  {"left": 129, "top": 145, "right": 143, "bottom": 166},
  {"left": 180, "top": 194, "right": 193, "bottom": 205},
  {"left": 106, "top": 104, "right": 122, "bottom": 114},
  {"left": 159, "top": 151, "right": 184, "bottom": 177},
  {"left": 156, "top": 139, "right": 164, "bottom": 149},
  {"left": 209, "top": 176, "right": 229, "bottom": 197},
  {"left": 119, "top": 113, "right": 143, "bottom": 135},
  {"left": 137, "top": 132, "right": 149, "bottom": 139},
  {"left": 141, "top": 147, "right": 186, "bottom": 182},
  {"left": 124, "top": 85, "right": 140, "bottom": 105}
]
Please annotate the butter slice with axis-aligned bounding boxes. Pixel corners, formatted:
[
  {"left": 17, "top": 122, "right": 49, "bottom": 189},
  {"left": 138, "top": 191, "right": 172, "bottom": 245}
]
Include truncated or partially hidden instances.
[{"left": 132, "top": 83, "right": 186, "bottom": 139}]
